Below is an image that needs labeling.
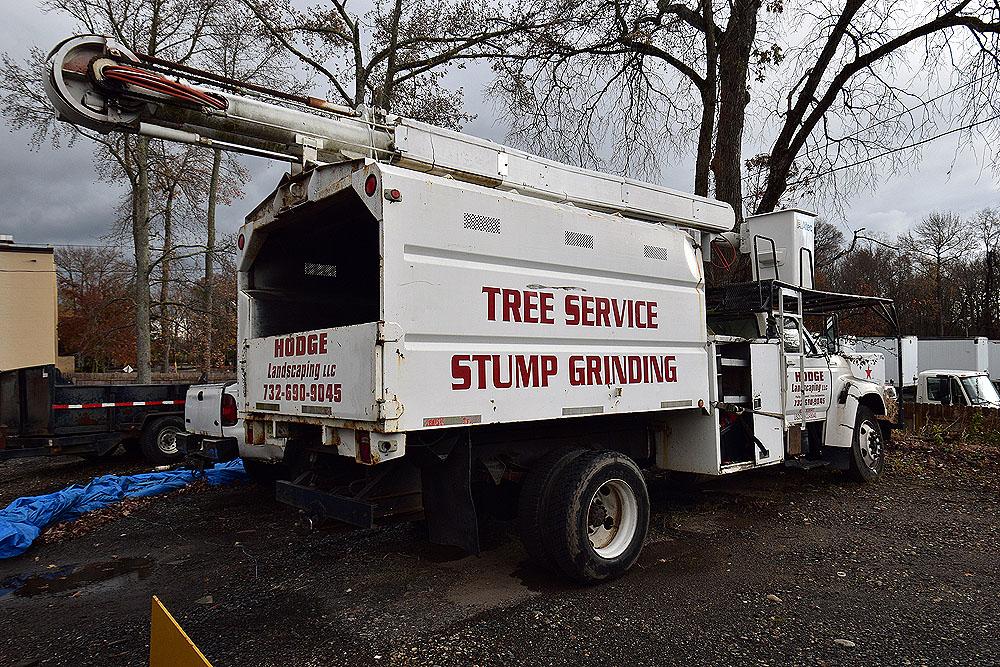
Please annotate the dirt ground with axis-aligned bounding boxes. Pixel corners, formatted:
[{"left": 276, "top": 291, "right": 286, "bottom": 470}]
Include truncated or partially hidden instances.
[{"left": 1, "top": 438, "right": 998, "bottom": 667}]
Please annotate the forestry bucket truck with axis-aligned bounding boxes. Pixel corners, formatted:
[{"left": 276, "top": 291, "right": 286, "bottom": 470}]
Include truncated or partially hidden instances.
[{"left": 44, "top": 34, "right": 902, "bottom": 582}]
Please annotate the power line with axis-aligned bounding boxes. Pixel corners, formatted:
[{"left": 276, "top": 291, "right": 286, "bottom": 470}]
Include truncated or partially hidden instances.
[
  {"left": 798, "top": 74, "right": 988, "bottom": 161},
  {"left": 744, "top": 75, "right": 991, "bottom": 182},
  {"left": 809, "top": 112, "right": 1000, "bottom": 179}
]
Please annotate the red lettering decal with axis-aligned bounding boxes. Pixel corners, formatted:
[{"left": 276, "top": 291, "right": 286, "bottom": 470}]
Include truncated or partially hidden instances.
[
  {"left": 595, "top": 297, "right": 611, "bottom": 327},
  {"left": 473, "top": 354, "right": 490, "bottom": 389},
  {"left": 451, "top": 355, "right": 471, "bottom": 390},
  {"left": 502, "top": 289, "right": 522, "bottom": 322},
  {"left": 541, "top": 356, "right": 557, "bottom": 386},
  {"left": 565, "top": 295, "right": 580, "bottom": 325},
  {"left": 569, "top": 355, "right": 584, "bottom": 386},
  {"left": 515, "top": 355, "right": 538, "bottom": 387},
  {"left": 523, "top": 291, "right": 540, "bottom": 323},
  {"left": 540, "top": 292, "right": 555, "bottom": 324},
  {"left": 482, "top": 286, "right": 501, "bottom": 321},
  {"left": 665, "top": 355, "right": 677, "bottom": 382},
  {"left": 492, "top": 354, "right": 513, "bottom": 388},
  {"left": 319, "top": 332, "right": 328, "bottom": 354},
  {"left": 274, "top": 339, "right": 284, "bottom": 357}
]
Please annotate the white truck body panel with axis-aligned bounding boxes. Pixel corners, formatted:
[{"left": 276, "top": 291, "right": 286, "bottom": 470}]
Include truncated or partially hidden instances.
[
  {"left": 990, "top": 340, "right": 1000, "bottom": 383},
  {"left": 841, "top": 336, "right": 916, "bottom": 387},
  {"left": 240, "top": 163, "right": 712, "bottom": 434},
  {"left": 750, "top": 343, "right": 783, "bottom": 465},
  {"left": 918, "top": 338, "right": 989, "bottom": 375}
]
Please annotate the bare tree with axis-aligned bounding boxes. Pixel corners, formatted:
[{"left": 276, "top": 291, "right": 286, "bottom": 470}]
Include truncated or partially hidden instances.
[
  {"left": 902, "top": 211, "right": 975, "bottom": 336},
  {"left": 492, "top": 1, "right": 1000, "bottom": 229},
  {"left": 972, "top": 207, "right": 1000, "bottom": 337},
  {"left": 243, "top": 0, "right": 545, "bottom": 128}
]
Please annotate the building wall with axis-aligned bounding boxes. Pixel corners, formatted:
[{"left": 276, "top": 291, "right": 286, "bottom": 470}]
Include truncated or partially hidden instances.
[{"left": 0, "top": 245, "right": 58, "bottom": 371}]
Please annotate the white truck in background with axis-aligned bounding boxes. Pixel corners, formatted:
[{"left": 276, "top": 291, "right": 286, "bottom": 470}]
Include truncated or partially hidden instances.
[
  {"left": 45, "top": 34, "right": 903, "bottom": 583},
  {"left": 914, "top": 370, "right": 1000, "bottom": 408},
  {"left": 176, "top": 381, "right": 245, "bottom": 467}
]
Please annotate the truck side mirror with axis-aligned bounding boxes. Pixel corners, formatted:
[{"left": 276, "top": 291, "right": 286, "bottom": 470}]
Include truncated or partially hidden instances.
[{"left": 823, "top": 315, "right": 838, "bottom": 354}]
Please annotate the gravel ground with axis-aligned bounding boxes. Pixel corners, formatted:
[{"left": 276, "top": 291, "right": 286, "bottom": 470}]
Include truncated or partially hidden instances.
[{"left": 0, "top": 439, "right": 997, "bottom": 667}]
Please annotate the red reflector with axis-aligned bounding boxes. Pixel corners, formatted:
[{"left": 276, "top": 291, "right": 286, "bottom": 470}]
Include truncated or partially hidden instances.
[
  {"left": 356, "top": 430, "right": 372, "bottom": 464},
  {"left": 221, "top": 393, "right": 238, "bottom": 426},
  {"left": 386, "top": 188, "right": 402, "bottom": 202},
  {"left": 237, "top": 233, "right": 245, "bottom": 250},
  {"left": 364, "top": 174, "right": 377, "bottom": 197}
]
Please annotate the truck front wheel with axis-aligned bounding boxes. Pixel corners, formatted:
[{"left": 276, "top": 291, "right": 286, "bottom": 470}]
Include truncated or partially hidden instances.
[
  {"left": 140, "top": 416, "right": 185, "bottom": 465},
  {"left": 848, "top": 405, "right": 885, "bottom": 483},
  {"left": 543, "top": 450, "right": 649, "bottom": 584}
]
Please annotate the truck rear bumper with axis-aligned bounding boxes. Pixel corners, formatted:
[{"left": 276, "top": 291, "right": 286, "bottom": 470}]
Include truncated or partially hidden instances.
[{"left": 177, "top": 432, "right": 239, "bottom": 465}]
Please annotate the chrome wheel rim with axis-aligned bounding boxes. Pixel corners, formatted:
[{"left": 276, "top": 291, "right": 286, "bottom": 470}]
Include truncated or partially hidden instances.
[
  {"left": 157, "top": 427, "right": 180, "bottom": 455},
  {"left": 587, "top": 479, "right": 638, "bottom": 559},
  {"left": 858, "top": 420, "right": 882, "bottom": 472}
]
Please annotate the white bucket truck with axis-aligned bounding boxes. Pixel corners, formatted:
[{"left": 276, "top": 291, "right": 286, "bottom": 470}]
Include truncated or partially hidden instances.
[{"left": 45, "top": 35, "right": 901, "bottom": 582}]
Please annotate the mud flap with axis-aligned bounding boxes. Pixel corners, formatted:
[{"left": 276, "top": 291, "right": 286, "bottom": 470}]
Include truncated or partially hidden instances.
[{"left": 420, "top": 433, "right": 480, "bottom": 554}]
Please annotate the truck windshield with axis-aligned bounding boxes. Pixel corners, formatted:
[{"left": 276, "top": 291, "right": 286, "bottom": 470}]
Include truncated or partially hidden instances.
[{"left": 961, "top": 375, "right": 1000, "bottom": 406}]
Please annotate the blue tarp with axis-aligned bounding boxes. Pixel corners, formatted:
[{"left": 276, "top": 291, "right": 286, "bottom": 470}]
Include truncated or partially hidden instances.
[{"left": 0, "top": 459, "right": 248, "bottom": 559}]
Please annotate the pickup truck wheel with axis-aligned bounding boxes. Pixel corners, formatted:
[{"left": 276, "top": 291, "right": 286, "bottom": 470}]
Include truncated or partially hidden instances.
[
  {"left": 140, "top": 416, "right": 185, "bottom": 465},
  {"left": 848, "top": 406, "right": 885, "bottom": 483},
  {"left": 543, "top": 450, "right": 649, "bottom": 584},
  {"left": 518, "top": 447, "right": 586, "bottom": 570}
]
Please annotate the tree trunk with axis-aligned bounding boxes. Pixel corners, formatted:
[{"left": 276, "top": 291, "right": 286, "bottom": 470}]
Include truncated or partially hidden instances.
[
  {"left": 711, "top": 0, "right": 761, "bottom": 229},
  {"left": 936, "top": 257, "right": 945, "bottom": 336},
  {"left": 160, "top": 188, "right": 174, "bottom": 373},
  {"left": 133, "top": 136, "right": 153, "bottom": 383},
  {"left": 203, "top": 149, "right": 222, "bottom": 376},
  {"left": 693, "top": 2, "right": 718, "bottom": 198}
]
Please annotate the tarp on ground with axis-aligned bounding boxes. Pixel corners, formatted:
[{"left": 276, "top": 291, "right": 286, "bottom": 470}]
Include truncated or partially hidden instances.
[{"left": 0, "top": 460, "right": 247, "bottom": 559}]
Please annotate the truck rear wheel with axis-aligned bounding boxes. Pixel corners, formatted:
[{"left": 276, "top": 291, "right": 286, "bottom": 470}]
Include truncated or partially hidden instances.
[
  {"left": 848, "top": 405, "right": 885, "bottom": 483},
  {"left": 518, "top": 447, "right": 586, "bottom": 570},
  {"left": 140, "top": 416, "right": 185, "bottom": 465},
  {"left": 543, "top": 450, "right": 649, "bottom": 584}
]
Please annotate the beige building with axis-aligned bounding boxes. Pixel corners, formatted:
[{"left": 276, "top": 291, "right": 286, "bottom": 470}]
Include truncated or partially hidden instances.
[{"left": 0, "top": 236, "right": 58, "bottom": 371}]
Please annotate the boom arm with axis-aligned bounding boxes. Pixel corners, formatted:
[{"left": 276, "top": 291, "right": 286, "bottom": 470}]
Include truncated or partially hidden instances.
[{"left": 44, "top": 34, "right": 735, "bottom": 232}]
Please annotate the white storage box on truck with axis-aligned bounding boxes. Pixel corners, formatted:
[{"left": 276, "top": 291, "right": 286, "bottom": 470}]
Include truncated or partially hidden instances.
[
  {"left": 45, "top": 34, "right": 904, "bottom": 583},
  {"left": 918, "top": 338, "right": 989, "bottom": 374}
]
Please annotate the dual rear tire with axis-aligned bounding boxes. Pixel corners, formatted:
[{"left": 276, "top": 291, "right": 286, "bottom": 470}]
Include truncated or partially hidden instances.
[{"left": 519, "top": 448, "right": 649, "bottom": 584}]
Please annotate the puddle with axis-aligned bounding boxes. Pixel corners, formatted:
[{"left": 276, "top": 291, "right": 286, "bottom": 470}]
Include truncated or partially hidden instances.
[{"left": 0, "top": 557, "right": 154, "bottom": 600}]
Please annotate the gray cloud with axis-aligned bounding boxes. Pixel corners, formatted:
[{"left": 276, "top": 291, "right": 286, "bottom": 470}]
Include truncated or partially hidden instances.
[{"left": 2, "top": 3, "right": 998, "bottom": 249}]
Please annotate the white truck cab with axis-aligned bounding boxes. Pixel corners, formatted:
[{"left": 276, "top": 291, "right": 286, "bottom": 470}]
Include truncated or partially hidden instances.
[{"left": 915, "top": 370, "right": 1000, "bottom": 408}]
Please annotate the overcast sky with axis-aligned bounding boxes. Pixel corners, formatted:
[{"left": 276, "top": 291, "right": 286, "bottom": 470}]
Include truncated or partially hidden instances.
[{"left": 2, "top": 3, "right": 999, "bottom": 248}]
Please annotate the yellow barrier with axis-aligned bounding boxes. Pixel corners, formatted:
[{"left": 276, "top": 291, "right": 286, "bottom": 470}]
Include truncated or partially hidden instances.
[{"left": 150, "top": 595, "right": 214, "bottom": 667}]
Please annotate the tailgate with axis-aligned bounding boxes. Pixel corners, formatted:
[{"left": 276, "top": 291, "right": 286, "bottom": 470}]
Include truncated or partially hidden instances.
[
  {"left": 244, "top": 323, "right": 381, "bottom": 422},
  {"left": 184, "top": 383, "right": 229, "bottom": 437}
]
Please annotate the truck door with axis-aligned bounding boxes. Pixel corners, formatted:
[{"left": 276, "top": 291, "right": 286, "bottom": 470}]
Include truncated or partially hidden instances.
[{"left": 781, "top": 316, "right": 832, "bottom": 424}]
